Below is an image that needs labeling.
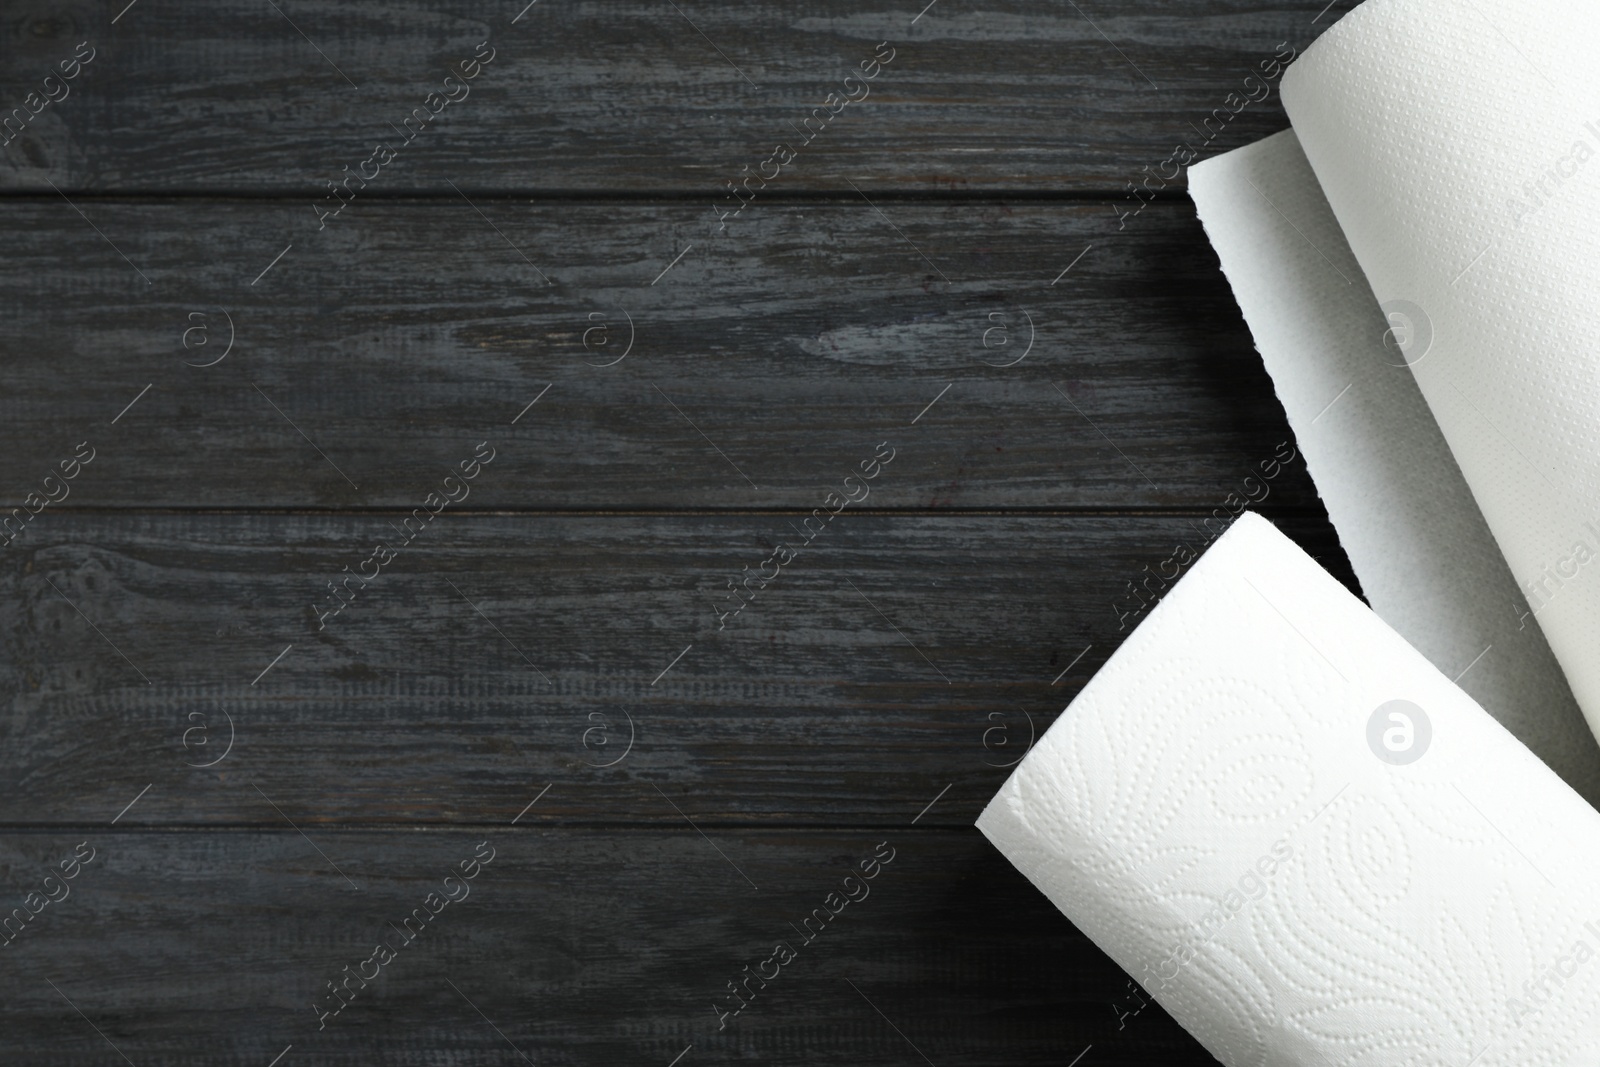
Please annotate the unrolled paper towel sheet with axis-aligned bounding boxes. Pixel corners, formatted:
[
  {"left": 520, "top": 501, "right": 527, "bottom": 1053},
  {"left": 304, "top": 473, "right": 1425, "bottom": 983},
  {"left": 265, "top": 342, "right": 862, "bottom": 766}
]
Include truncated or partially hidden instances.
[
  {"left": 1187, "top": 131, "right": 1600, "bottom": 804},
  {"left": 1275, "top": 0, "right": 1600, "bottom": 744},
  {"left": 978, "top": 513, "right": 1600, "bottom": 1067}
]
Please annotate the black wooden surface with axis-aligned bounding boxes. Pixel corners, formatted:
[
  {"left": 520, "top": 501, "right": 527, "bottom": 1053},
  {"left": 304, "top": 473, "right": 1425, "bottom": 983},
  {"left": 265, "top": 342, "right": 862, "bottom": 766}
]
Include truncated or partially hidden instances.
[{"left": 0, "top": 1, "right": 1359, "bottom": 1064}]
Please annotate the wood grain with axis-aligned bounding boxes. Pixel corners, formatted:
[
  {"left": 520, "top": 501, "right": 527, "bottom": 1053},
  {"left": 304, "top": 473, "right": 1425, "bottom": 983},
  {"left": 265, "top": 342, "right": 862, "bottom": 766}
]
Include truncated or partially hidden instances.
[
  {"left": 0, "top": 827, "right": 1215, "bottom": 1065},
  {"left": 0, "top": 2, "right": 1357, "bottom": 1061},
  {"left": 0, "top": 0, "right": 1353, "bottom": 195},
  {"left": 0, "top": 512, "right": 1350, "bottom": 828},
  {"left": 0, "top": 199, "right": 1319, "bottom": 509}
]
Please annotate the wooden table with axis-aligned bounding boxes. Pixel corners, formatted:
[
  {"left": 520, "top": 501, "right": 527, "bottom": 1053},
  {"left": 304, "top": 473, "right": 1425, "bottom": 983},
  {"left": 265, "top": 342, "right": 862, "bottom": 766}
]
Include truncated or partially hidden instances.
[{"left": 0, "top": 2, "right": 1357, "bottom": 1062}]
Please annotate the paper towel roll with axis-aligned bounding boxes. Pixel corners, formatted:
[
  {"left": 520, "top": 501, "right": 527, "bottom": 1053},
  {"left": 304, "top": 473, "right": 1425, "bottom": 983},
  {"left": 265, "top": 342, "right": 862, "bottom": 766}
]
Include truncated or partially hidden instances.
[
  {"left": 1276, "top": 0, "right": 1600, "bottom": 741},
  {"left": 979, "top": 513, "right": 1600, "bottom": 1067},
  {"left": 1186, "top": 131, "right": 1600, "bottom": 804}
]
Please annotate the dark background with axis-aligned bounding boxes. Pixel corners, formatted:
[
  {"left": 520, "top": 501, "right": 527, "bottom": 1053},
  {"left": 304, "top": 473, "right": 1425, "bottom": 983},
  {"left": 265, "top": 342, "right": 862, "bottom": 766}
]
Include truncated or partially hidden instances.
[{"left": 0, "top": 1, "right": 1359, "bottom": 1063}]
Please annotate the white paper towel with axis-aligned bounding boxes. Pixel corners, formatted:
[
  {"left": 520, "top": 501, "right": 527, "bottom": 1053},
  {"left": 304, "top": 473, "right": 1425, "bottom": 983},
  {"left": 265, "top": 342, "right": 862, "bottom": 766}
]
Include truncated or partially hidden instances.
[
  {"left": 978, "top": 512, "right": 1600, "bottom": 1067},
  {"left": 1276, "top": 0, "right": 1600, "bottom": 743},
  {"left": 1187, "top": 131, "right": 1600, "bottom": 804}
]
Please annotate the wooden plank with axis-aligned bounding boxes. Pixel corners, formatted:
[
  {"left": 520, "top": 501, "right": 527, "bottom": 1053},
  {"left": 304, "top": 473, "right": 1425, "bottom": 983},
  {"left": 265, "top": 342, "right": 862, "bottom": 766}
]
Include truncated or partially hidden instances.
[
  {"left": 0, "top": 0, "right": 1354, "bottom": 195},
  {"left": 0, "top": 3, "right": 1378, "bottom": 1060},
  {"left": 0, "top": 826, "right": 1215, "bottom": 1065},
  {"left": 0, "top": 199, "right": 1316, "bottom": 509},
  {"left": 0, "top": 512, "right": 1350, "bottom": 827}
]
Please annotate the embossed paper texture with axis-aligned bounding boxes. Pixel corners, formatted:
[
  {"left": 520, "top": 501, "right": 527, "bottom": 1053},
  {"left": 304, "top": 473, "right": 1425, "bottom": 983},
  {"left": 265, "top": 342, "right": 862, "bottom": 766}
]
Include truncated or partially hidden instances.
[
  {"left": 1187, "top": 131, "right": 1600, "bottom": 804},
  {"left": 1280, "top": 0, "right": 1600, "bottom": 742},
  {"left": 978, "top": 514, "right": 1600, "bottom": 1067}
]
